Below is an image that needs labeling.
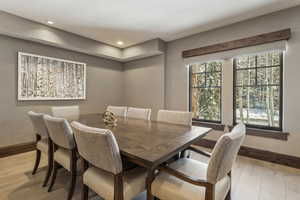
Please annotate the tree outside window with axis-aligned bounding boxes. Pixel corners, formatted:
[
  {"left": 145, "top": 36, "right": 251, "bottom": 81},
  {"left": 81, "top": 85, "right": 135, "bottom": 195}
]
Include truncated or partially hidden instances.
[
  {"left": 233, "top": 51, "right": 283, "bottom": 130},
  {"left": 189, "top": 60, "right": 223, "bottom": 123}
]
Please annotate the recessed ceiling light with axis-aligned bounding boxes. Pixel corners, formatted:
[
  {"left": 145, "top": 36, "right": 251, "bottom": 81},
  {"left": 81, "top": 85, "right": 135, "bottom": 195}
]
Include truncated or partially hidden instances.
[
  {"left": 117, "top": 41, "right": 124, "bottom": 46},
  {"left": 47, "top": 21, "right": 54, "bottom": 25}
]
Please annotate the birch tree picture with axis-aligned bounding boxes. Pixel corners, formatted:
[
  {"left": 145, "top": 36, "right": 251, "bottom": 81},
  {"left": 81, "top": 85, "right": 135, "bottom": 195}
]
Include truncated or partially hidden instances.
[{"left": 18, "top": 52, "right": 86, "bottom": 100}]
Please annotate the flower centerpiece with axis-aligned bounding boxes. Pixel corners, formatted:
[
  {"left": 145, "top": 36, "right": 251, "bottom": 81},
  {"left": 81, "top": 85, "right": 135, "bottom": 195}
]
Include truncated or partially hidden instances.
[{"left": 103, "top": 111, "right": 117, "bottom": 127}]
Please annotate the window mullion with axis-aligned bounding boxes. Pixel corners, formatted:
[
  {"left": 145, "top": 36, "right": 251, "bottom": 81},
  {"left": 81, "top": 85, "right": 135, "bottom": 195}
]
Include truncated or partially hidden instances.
[
  {"left": 255, "top": 55, "right": 258, "bottom": 86},
  {"left": 204, "top": 63, "right": 207, "bottom": 87}
]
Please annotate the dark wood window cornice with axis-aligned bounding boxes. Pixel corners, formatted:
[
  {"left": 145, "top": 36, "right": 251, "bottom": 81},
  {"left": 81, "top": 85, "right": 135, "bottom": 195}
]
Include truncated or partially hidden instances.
[{"left": 182, "top": 29, "right": 291, "bottom": 58}]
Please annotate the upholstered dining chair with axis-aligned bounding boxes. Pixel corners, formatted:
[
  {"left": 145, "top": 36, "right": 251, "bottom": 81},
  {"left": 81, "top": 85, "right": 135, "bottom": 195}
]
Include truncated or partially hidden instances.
[
  {"left": 28, "top": 111, "right": 53, "bottom": 187},
  {"left": 43, "top": 115, "right": 77, "bottom": 200},
  {"left": 157, "top": 110, "right": 193, "bottom": 126},
  {"left": 107, "top": 105, "right": 127, "bottom": 117},
  {"left": 71, "top": 121, "right": 147, "bottom": 200},
  {"left": 157, "top": 109, "right": 193, "bottom": 160},
  {"left": 51, "top": 105, "right": 80, "bottom": 121},
  {"left": 127, "top": 107, "right": 151, "bottom": 120},
  {"left": 150, "top": 123, "right": 246, "bottom": 200}
]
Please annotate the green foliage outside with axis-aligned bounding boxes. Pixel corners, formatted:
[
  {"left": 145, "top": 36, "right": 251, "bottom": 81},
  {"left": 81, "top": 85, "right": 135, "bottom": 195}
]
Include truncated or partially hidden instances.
[
  {"left": 190, "top": 61, "right": 222, "bottom": 122},
  {"left": 190, "top": 51, "right": 282, "bottom": 129}
]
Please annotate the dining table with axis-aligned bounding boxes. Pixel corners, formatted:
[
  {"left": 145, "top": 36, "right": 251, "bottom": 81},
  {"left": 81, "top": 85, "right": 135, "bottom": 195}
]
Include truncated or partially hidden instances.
[{"left": 79, "top": 113, "right": 212, "bottom": 200}]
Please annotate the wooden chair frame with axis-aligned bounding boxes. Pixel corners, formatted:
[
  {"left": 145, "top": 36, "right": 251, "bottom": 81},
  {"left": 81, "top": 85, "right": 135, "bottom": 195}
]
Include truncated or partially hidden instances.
[
  {"left": 48, "top": 143, "right": 77, "bottom": 200},
  {"left": 149, "top": 147, "right": 231, "bottom": 200},
  {"left": 32, "top": 134, "right": 54, "bottom": 187},
  {"left": 32, "top": 134, "right": 42, "bottom": 175}
]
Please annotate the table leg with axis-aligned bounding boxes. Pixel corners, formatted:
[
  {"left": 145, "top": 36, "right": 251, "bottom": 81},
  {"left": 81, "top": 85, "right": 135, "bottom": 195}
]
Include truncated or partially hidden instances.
[{"left": 146, "top": 168, "right": 155, "bottom": 200}]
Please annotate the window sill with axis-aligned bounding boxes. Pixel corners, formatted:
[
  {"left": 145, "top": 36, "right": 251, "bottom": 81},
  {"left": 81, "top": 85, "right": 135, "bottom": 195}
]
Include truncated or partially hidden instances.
[
  {"left": 192, "top": 121, "right": 225, "bottom": 131},
  {"left": 243, "top": 127, "right": 289, "bottom": 141},
  {"left": 192, "top": 120, "right": 289, "bottom": 141}
]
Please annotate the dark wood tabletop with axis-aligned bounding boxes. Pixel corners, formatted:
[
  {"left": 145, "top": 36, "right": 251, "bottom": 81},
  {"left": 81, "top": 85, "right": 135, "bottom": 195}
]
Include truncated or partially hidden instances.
[{"left": 79, "top": 114, "right": 212, "bottom": 169}]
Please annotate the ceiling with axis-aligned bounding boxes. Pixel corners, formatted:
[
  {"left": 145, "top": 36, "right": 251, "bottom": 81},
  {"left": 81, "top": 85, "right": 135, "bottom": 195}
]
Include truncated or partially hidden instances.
[{"left": 0, "top": 0, "right": 300, "bottom": 48}]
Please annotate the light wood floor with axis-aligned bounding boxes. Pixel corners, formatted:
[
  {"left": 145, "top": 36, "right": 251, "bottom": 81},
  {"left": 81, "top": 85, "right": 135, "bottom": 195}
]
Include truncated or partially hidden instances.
[{"left": 1, "top": 151, "right": 300, "bottom": 200}]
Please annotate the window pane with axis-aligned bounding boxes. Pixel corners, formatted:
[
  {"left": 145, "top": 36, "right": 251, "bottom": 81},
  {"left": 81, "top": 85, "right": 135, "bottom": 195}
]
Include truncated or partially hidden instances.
[
  {"left": 257, "top": 67, "right": 280, "bottom": 85},
  {"left": 235, "top": 55, "right": 255, "bottom": 69},
  {"left": 206, "top": 61, "right": 222, "bottom": 72},
  {"left": 257, "top": 51, "right": 281, "bottom": 67},
  {"left": 236, "top": 69, "right": 256, "bottom": 86},
  {"left": 191, "top": 88, "right": 221, "bottom": 121},
  {"left": 191, "top": 73, "right": 205, "bottom": 87},
  {"left": 190, "top": 60, "right": 223, "bottom": 122},
  {"left": 207, "top": 72, "right": 221, "bottom": 87},
  {"left": 234, "top": 51, "right": 282, "bottom": 129},
  {"left": 235, "top": 86, "right": 280, "bottom": 128},
  {"left": 191, "top": 63, "right": 206, "bottom": 73}
]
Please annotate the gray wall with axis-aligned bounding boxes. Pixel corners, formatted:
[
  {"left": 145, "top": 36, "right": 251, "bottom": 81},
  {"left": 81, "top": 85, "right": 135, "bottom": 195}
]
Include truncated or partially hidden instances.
[
  {"left": 0, "top": 35, "right": 124, "bottom": 147},
  {"left": 123, "top": 55, "right": 165, "bottom": 120},
  {"left": 2, "top": 6, "right": 300, "bottom": 158},
  {"left": 165, "top": 6, "right": 300, "bottom": 157}
]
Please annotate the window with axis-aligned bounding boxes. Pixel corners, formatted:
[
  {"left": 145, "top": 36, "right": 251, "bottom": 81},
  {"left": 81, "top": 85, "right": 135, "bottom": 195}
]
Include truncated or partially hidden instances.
[
  {"left": 189, "top": 60, "right": 223, "bottom": 123},
  {"left": 233, "top": 51, "right": 283, "bottom": 130}
]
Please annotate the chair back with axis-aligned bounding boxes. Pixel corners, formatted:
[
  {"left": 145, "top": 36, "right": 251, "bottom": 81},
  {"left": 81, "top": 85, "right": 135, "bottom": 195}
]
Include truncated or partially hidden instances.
[
  {"left": 157, "top": 110, "right": 192, "bottom": 126},
  {"left": 51, "top": 105, "right": 79, "bottom": 121},
  {"left": 28, "top": 111, "right": 49, "bottom": 138},
  {"left": 107, "top": 105, "right": 127, "bottom": 117},
  {"left": 207, "top": 123, "right": 246, "bottom": 183},
  {"left": 43, "top": 115, "right": 75, "bottom": 149},
  {"left": 71, "top": 121, "right": 122, "bottom": 174},
  {"left": 127, "top": 107, "right": 151, "bottom": 120}
]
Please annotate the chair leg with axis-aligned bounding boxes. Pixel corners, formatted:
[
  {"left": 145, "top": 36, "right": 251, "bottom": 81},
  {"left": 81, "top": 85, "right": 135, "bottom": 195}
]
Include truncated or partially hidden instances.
[
  {"left": 226, "top": 171, "right": 232, "bottom": 200},
  {"left": 82, "top": 184, "right": 89, "bottom": 200},
  {"left": 205, "top": 184, "right": 214, "bottom": 200},
  {"left": 180, "top": 149, "right": 190, "bottom": 158},
  {"left": 48, "top": 161, "right": 58, "bottom": 192},
  {"left": 146, "top": 169, "right": 155, "bottom": 200},
  {"left": 32, "top": 149, "right": 41, "bottom": 175},
  {"left": 225, "top": 189, "right": 231, "bottom": 200},
  {"left": 114, "top": 173, "right": 124, "bottom": 200},
  {"left": 42, "top": 150, "right": 53, "bottom": 187},
  {"left": 81, "top": 158, "right": 89, "bottom": 200},
  {"left": 67, "top": 150, "right": 77, "bottom": 200}
]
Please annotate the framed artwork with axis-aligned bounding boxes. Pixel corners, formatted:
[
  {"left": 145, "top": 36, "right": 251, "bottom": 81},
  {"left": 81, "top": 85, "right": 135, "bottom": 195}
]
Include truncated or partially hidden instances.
[{"left": 18, "top": 52, "right": 86, "bottom": 101}]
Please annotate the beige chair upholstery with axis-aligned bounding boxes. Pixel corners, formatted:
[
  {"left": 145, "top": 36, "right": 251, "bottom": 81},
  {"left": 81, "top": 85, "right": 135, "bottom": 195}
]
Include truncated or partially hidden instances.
[
  {"left": 28, "top": 111, "right": 49, "bottom": 153},
  {"left": 51, "top": 105, "right": 80, "bottom": 121},
  {"left": 44, "top": 115, "right": 78, "bottom": 199},
  {"left": 157, "top": 109, "right": 192, "bottom": 126},
  {"left": 107, "top": 105, "right": 127, "bottom": 117},
  {"left": 152, "top": 158, "right": 230, "bottom": 200},
  {"left": 83, "top": 166, "right": 146, "bottom": 200},
  {"left": 36, "top": 138, "right": 49, "bottom": 153},
  {"left": 71, "top": 121, "right": 122, "bottom": 174},
  {"left": 43, "top": 115, "right": 75, "bottom": 150},
  {"left": 28, "top": 111, "right": 49, "bottom": 138},
  {"left": 54, "top": 147, "right": 72, "bottom": 170},
  {"left": 127, "top": 107, "right": 151, "bottom": 120},
  {"left": 151, "top": 123, "right": 246, "bottom": 200},
  {"left": 28, "top": 111, "right": 53, "bottom": 186},
  {"left": 207, "top": 123, "right": 246, "bottom": 184},
  {"left": 71, "top": 121, "right": 147, "bottom": 200}
]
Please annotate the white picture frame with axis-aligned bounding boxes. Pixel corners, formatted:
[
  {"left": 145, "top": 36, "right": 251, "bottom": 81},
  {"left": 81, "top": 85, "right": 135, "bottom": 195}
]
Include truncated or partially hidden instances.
[{"left": 18, "top": 52, "right": 87, "bottom": 101}]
